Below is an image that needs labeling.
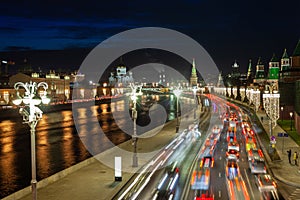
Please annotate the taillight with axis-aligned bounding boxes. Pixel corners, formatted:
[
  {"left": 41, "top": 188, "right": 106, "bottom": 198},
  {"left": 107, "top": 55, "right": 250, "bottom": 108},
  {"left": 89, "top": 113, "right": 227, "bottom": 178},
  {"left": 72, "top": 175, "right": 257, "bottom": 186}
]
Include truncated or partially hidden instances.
[{"left": 200, "top": 160, "right": 203, "bottom": 168}]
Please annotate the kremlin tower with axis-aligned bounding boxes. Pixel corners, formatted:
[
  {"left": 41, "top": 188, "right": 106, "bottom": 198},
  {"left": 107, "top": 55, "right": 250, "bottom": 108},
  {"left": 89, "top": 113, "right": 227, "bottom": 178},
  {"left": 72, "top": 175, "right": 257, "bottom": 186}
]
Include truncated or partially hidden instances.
[
  {"left": 254, "top": 57, "right": 265, "bottom": 84},
  {"left": 190, "top": 58, "right": 198, "bottom": 87}
]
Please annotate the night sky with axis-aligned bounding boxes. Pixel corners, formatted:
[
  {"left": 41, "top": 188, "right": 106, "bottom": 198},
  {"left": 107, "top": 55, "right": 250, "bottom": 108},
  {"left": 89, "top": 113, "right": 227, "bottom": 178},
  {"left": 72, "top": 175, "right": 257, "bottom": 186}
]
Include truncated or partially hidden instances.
[{"left": 0, "top": 0, "right": 300, "bottom": 74}]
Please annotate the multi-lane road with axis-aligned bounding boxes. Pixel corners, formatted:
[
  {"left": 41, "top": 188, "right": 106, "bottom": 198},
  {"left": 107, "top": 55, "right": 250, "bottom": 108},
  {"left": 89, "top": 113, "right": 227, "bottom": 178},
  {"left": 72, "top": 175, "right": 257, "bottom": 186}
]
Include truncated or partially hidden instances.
[{"left": 114, "top": 94, "right": 286, "bottom": 200}]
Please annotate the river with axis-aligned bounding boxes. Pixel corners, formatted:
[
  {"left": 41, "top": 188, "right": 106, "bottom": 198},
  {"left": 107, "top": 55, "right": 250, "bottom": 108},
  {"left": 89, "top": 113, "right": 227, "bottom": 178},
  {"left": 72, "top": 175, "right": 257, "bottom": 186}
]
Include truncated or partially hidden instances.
[{"left": 0, "top": 94, "right": 189, "bottom": 198}]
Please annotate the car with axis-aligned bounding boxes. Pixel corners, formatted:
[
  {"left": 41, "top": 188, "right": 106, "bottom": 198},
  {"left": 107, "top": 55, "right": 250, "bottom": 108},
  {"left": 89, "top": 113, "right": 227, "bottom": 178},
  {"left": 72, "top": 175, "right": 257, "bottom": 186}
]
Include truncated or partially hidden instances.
[
  {"left": 228, "top": 121, "right": 237, "bottom": 132},
  {"left": 211, "top": 127, "right": 221, "bottom": 141},
  {"left": 225, "top": 160, "right": 240, "bottom": 180},
  {"left": 248, "top": 148, "right": 264, "bottom": 161},
  {"left": 255, "top": 174, "right": 277, "bottom": 192},
  {"left": 200, "top": 156, "right": 214, "bottom": 168},
  {"left": 243, "top": 127, "right": 254, "bottom": 138},
  {"left": 241, "top": 120, "right": 249, "bottom": 128},
  {"left": 226, "top": 149, "right": 240, "bottom": 160},
  {"left": 249, "top": 158, "right": 266, "bottom": 174},
  {"left": 205, "top": 138, "right": 217, "bottom": 147},
  {"left": 191, "top": 168, "right": 210, "bottom": 190},
  {"left": 228, "top": 142, "right": 240, "bottom": 152},
  {"left": 227, "top": 131, "right": 236, "bottom": 142},
  {"left": 194, "top": 192, "right": 214, "bottom": 200},
  {"left": 261, "top": 190, "right": 280, "bottom": 200},
  {"left": 245, "top": 136, "right": 257, "bottom": 152},
  {"left": 155, "top": 162, "right": 180, "bottom": 199},
  {"left": 212, "top": 126, "right": 221, "bottom": 134}
]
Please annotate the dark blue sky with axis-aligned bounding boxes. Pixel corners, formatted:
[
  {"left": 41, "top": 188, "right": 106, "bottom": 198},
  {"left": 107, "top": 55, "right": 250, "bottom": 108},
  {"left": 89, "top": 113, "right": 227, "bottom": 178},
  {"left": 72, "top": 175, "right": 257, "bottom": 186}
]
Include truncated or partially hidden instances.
[{"left": 0, "top": 0, "right": 300, "bottom": 74}]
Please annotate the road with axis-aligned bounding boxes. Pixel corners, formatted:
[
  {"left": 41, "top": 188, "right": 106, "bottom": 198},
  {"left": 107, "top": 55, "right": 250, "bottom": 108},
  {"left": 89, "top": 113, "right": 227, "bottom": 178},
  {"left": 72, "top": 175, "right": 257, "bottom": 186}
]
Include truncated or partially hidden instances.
[
  {"left": 114, "top": 94, "right": 287, "bottom": 200},
  {"left": 112, "top": 102, "right": 212, "bottom": 200}
]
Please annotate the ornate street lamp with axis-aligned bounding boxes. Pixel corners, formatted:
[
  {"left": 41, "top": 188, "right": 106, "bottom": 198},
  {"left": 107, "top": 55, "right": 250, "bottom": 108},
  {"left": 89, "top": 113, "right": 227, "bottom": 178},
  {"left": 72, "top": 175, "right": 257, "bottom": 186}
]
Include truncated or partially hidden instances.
[
  {"left": 290, "top": 112, "right": 293, "bottom": 131},
  {"left": 129, "top": 83, "right": 143, "bottom": 167},
  {"left": 12, "top": 81, "right": 50, "bottom": 200},
  {"left": 173, "top": 88, "right": 182, "bottom": 133},
  {"left": 252, "top": 89, "right": 260, "bottom": 112},
  {"left": 248, "top": 89, "right": 253, "bottom": 105},
  {"left": 262, "top": 84, "right": 280, "bottom": 136}
]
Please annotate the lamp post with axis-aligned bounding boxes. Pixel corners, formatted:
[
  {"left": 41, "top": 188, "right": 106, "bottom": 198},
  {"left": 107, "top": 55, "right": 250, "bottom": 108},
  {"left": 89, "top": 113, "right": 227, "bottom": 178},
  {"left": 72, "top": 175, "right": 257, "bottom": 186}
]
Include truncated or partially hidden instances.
[
  {"left": 129, "top": 84, "right": 142, "bottom": 167},
  {"left": 281, "top": 106, "right": 284, "bottom": 122},
  {"left": 192, "top": 86, "right": 198, "bottom": 120},
  {"left": 262, "top": 85, "right": 280, "bottom": 137},
  {"left": 173, "top": 88, "right": 182, "bottom": 133},
  {"left": 290, "top": 112, "right": 293, "bottom": 131},
  {"left": 252, "top": 89, "right": 260, "bottom": 112},
  {"left": 12, "top": 81, "right": 50, "bottom": 200}
]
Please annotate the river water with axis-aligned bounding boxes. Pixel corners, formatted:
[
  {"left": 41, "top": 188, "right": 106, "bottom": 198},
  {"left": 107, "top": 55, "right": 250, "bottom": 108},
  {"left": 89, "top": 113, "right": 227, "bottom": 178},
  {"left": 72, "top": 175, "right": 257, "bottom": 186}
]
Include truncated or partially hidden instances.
[{"left": 0, "top": 94, "right": 189, "bottom": 198}]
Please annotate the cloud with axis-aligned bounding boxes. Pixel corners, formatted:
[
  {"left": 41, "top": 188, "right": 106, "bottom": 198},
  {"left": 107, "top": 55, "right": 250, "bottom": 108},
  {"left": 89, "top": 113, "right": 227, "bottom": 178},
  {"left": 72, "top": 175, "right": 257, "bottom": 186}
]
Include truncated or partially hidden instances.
[
  {"left": 0, "top": 0, "right": 299, "bottom": 74},
  {"left": 4, "top": 46, "right": 33, "bottom": 51}
]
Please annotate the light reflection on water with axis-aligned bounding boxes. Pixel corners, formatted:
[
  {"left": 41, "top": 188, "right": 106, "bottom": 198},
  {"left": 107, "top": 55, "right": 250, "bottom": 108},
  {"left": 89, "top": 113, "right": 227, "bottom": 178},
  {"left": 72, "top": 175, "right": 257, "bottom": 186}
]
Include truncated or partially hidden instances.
[
  {"left": 0, "top": 103, "right": 129, "bottom": 198},
  {"left": 0, "top": 120, "right": 18, "bottom": 196},
  {"left": 0, "top": 95, "right": 179, "bottom": 198}
]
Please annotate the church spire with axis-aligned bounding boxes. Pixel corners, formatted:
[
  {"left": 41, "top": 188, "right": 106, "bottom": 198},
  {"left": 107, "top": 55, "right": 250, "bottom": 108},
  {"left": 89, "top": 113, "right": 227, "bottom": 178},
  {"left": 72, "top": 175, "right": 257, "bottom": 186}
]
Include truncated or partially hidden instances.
[
  {"left": 247, "top": 59, "right": 252, "bottom": 79},
  {"left": 190, "top": 58, "right": 198, "bottom": 87},
  {"left": 192, "top": 58, "right": 196, "bottom": 74},
  {"left": 217, "top": 72, "right": 223, "bottom": 87},
  {"left": 282, "top": 48, "right": 289, "bottom": 59}
]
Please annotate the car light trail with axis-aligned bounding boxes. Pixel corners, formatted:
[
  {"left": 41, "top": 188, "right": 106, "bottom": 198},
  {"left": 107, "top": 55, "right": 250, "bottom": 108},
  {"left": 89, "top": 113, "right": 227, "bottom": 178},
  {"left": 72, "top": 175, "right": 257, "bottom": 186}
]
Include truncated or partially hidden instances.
[
  {"left": 162, "top": 150, "right": 174, "bottom": 165},
  {"left": 172, "top": 138, "right": 184, "bottom": 150},
  {"left": 117, "top": 159, "right": 153, "bottom": 200},
  {"left": 153, "top": 150, "right": 166, "bottom": 164},
  {"left": 165, "top": 139, "right": 177, "bottom": 150},
  {"left": 132, "top": 160, "right": 163, "bottom": 200},
  {"left": 157, "top": 173, "right": 168, "bottom": 190},
  {"left": 169, "top": 173, "right": 179, "bottom": 191}
]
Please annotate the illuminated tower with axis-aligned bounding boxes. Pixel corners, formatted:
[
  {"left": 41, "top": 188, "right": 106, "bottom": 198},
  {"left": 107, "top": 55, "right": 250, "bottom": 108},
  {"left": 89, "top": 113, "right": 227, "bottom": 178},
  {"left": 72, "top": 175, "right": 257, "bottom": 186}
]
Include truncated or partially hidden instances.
[
  {"left": 267, "top": 54, "right": 279, "bottom": 89},
  {"left": 254, "top": 57, "right": 265, "bottom": 84},
  {"left": 280, "top": 48, "right": 290, "bottom": 79},
  {"left": 190, "top": 58, "right": 198, "bottom": 87},
  {"left": 247, "top": 59, "right": 252, "bottom": 80},
  {"left": 268, "top": 53, "right": 279, "bottom": 80},
  {"left": 217, "top": 72, "right": 223, "bottom": 87},
  {"left": 291, "top": 39, "right": 300, "bottom": 68}
]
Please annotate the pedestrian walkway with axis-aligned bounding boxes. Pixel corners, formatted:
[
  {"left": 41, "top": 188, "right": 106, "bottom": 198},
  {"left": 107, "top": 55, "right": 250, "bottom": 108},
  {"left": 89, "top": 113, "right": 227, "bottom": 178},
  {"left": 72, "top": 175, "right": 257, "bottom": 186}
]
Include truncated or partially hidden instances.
[
  {"left": 4, "top": 108, "right": 201, "bottom": 200},
  {"left": 255, "top": 110, "right": 300, "bottom": 187}
]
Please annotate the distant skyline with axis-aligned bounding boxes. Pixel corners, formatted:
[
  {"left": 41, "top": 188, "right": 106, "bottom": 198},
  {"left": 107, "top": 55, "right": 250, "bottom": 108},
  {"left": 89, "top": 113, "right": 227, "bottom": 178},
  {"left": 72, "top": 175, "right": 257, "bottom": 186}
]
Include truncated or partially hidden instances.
[{"left": 0, "top": 0, "right": 300, "bottom": 75}]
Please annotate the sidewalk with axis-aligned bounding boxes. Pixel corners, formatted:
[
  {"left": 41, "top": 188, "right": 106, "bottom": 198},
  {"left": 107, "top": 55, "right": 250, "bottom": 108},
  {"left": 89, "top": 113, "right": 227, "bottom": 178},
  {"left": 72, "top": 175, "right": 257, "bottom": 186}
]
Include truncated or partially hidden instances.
[
  {"left": 255, "top": 110, "right": 300, "bottom": 188},
  {"left": 5, "top": 108, "right": 201, "bottom": 200}
]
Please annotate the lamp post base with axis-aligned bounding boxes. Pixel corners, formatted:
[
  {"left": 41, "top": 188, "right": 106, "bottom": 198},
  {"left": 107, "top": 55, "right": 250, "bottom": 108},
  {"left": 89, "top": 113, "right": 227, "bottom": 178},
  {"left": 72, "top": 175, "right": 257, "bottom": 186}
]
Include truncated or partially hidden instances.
[
  {"left": 31, "top": 180, "right": 37, "bottom": 200},
  {"left": 132, "top": 154, "right": 138, "bottom": 167},
  {"left": 176, "top": 125, "right": 179, "bottom": 133}
]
